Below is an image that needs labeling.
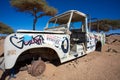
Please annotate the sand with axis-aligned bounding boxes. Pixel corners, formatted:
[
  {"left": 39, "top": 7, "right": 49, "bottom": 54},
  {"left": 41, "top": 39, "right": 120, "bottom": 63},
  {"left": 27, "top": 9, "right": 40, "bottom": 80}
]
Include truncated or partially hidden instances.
[{"left": 0, "top": 35, "right": 120, "bottom": 80}]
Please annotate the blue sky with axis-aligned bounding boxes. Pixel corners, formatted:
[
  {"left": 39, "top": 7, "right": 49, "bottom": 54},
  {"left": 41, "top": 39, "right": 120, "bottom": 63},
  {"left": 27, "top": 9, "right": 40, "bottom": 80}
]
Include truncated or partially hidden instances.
[{"left": 0, "top": 0, "right": 120, "bottom": 33}]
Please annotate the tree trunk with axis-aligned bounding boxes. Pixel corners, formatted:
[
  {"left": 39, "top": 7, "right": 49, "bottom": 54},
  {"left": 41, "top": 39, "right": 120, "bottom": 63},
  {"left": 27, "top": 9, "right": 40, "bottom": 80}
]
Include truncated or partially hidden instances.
[
  {"left": 33, "top": 16, "right": 37, "bottom": 30},
  {"left": 33, "top": 13, "right": 46, "bottom": 30}
]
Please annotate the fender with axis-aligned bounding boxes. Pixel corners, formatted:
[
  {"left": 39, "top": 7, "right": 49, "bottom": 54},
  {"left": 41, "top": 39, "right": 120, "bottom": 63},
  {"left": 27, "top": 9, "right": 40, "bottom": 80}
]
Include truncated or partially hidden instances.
[{"left": 4, "top": 33, "right": 70, "bottom": 69}]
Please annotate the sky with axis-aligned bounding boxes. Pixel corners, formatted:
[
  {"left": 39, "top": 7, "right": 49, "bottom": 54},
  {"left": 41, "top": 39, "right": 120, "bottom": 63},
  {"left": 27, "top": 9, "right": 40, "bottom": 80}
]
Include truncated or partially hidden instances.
[{"left": 0, "top": 0, "right": 120, "bottom": 33}]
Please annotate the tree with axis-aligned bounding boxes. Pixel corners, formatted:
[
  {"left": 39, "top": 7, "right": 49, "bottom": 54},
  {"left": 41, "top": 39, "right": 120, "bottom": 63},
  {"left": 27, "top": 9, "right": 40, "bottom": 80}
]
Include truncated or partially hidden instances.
[
  {"left": 0, "top": 22, "right": 14, "bottom": 34},
  {"left": 10, "top": 0, "right": 57, "bottom": 30},
  {"left": 90, "top": 19, "right": 120, "bottom": 32}
]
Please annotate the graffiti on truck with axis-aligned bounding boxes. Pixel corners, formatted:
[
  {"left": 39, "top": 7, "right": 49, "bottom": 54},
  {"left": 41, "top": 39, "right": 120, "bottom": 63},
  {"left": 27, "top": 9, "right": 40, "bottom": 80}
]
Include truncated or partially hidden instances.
[
  {"left": 61, "top": 37, "right": 69, "bottom": 53},
  {"left": 10, "top": 34, "right": 44, "bottom": 49},
  {"left": 46, "top": 34, "right": 61, "bottom": 48}
]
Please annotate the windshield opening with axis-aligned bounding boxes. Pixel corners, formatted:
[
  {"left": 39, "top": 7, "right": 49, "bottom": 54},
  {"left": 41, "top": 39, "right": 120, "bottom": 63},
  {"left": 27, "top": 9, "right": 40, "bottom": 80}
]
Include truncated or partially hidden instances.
[
  {"left": 47, "top": 13, "right": 70, "bottom": 29},
  {"left": 45, "top": 11, "right": 86, "bottom": 32}
]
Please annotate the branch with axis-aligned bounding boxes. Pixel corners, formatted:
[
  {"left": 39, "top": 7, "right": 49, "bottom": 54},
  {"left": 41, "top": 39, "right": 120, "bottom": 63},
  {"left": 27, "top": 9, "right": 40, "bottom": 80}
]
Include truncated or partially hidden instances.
[{"left": 37, "top": 13, "right": 46, "bottom": 18}]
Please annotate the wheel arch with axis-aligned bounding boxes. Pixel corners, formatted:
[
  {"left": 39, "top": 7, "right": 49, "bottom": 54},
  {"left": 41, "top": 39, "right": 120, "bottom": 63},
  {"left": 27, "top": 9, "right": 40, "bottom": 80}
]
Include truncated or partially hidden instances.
[{"left": 5, "top": 46, "right": 61, "bottom": 69}]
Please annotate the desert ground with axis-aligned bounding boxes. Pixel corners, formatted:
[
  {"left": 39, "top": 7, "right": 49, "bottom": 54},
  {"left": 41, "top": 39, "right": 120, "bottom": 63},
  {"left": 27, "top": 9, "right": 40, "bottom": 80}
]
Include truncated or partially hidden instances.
[{"left": 0, "top": 35, "right": 120, "bottom": 80}]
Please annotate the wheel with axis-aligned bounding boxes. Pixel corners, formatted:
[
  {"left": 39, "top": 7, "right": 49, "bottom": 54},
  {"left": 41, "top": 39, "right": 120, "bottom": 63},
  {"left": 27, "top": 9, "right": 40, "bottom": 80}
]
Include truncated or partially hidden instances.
[
  {"left": 96, "top": 46, "right": 102, "bottom": 51},
  {"left": 27, "top": 60, "right": 46, "bottom": 76}
]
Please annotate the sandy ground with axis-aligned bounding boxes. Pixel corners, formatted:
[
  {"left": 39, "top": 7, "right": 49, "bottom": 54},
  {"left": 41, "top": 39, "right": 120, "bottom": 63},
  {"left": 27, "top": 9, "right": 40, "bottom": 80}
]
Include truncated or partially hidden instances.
[
  {"left": 0, "top": 35, "right": 120, "bottom": 80},
  {"left": 0, "top": 39, "right": 4, "bottom": 56}
]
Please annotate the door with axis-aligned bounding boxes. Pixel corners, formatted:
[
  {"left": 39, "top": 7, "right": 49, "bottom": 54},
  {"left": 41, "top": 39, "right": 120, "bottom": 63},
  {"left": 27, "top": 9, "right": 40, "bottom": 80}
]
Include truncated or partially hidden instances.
[{"left": 86, "top": 33, "right": 96, "bottom": 53}]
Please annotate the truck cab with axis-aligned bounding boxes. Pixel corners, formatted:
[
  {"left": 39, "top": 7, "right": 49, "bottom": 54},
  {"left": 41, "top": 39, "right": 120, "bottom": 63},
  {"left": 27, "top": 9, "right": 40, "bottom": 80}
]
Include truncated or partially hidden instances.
[{"left": 45, "top": 10, "right": 104, "bottom": 56}]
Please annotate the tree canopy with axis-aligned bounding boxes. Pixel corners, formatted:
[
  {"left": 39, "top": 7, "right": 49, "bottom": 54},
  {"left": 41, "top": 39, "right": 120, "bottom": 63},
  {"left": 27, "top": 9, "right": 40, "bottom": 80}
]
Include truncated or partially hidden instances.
[
  {"left": 0, "top": 22, "right": 14, "bottom": 34},
  {"left": 10, "top": 0, "right": 58, "bottom": 30},
  {"left": 90, "top": 19, "right": 120, "bottom": 32}
]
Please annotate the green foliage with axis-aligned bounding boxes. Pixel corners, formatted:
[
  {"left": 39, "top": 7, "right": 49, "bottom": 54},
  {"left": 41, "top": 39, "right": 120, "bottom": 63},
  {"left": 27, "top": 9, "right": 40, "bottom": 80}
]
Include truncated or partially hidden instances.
[
  {"left": 0, "top": 22, "right": 14, "bottom": 34},
  {"left": 91, "top": 19, "right": 120, "bottom": 32},
  {"left": 10, "top": 0, "right": 58, "bottom": 30}
]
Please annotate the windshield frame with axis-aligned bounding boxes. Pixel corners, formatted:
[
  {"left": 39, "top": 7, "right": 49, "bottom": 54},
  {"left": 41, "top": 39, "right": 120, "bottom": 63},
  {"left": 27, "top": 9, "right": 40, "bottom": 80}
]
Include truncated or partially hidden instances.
[{"left": 45, "top": 10, "right": 87, "bottom": 32}]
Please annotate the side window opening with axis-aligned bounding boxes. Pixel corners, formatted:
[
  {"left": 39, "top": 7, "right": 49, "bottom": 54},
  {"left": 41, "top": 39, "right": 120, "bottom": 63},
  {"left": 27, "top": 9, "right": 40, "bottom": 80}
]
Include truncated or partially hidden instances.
[{"left": 70, "top": 22, "right": 82, "bottom": 30}]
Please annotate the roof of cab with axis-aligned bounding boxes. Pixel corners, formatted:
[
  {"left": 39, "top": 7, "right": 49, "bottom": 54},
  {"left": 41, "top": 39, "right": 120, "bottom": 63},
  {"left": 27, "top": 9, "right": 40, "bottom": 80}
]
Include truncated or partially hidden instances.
[{"left": 49, "top": 10, "right": 87, "bottom": 23}]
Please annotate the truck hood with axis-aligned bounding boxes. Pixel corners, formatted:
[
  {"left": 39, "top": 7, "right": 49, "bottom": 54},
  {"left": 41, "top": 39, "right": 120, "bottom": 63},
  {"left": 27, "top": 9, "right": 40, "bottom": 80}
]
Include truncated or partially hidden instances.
[{"left": 17, "top": 29, "right": 65, "bottom": 34}]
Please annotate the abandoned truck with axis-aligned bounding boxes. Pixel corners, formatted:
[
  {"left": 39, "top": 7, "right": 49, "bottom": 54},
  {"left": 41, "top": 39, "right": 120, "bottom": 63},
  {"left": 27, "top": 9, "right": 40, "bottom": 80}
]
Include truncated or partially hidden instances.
[{"left": 0, "top": 10, "right": 105, "bottom": 76}]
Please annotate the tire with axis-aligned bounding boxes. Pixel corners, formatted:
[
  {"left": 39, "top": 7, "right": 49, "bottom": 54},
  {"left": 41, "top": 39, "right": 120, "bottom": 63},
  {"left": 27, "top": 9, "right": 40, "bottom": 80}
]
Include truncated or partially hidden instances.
[
  {"left": 28, "top": 60, "right": 46, "bottom": 76},
  {"left": 96, "top": 41, "right": 102, "bottom": 51}
]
